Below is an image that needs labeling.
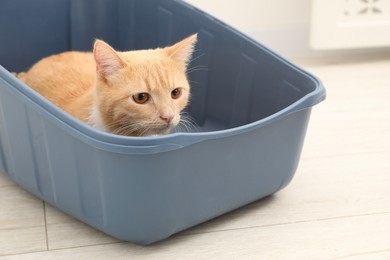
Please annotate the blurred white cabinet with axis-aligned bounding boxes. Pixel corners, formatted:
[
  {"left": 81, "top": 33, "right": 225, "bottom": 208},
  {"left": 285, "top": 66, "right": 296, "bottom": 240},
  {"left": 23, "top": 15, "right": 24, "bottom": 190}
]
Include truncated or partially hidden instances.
[{"left": 310, "top": 0, "right": 390, "bottom": 49}]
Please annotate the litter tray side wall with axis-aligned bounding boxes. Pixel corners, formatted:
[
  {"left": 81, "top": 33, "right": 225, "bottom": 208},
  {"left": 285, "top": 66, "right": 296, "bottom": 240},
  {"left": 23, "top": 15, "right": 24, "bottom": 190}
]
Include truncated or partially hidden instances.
[
  {"left": 94, "top": 109, "right": 312, "bottom": 244},
  {"left": 0, "top": 74, "right": 312, "bottom": 244}
]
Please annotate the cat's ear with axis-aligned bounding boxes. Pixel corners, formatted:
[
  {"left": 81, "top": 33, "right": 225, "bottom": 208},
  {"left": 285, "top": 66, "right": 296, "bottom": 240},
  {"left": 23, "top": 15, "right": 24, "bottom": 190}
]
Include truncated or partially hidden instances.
[
  {"left": 93, "top": 40, "right": 125, "bottom": 78},
  {"left": 164, "top": 34, "right": 197, "bottom": 65}
]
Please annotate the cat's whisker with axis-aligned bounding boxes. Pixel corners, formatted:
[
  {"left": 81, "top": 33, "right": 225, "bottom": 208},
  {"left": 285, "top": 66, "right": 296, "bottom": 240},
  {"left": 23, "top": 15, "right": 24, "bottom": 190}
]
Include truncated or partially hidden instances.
[
  {"left": 186, "top": 118, "right": 200, "bottom": 132},
  {"left": 187, "top": 64, "right": 208, "bottom": 70},
  {"left": 132, "top": 121, "right": 167, "bottom": 136},
  {"left": 99, "top": 114, "right": 198, "bottom": 136},
  {"left": 175, "top": 121, "right": 187, "bottom": 133},
  {"left": 104, "top": 121, "right": 136, "bottom": 132},
  {"left": 178, "top": 113, "right": 199, "bottom": 133},
  {"left": 188, "top": 52, "right": 205, "bottom": 64},
  {"left": 109, "top": 120, "right": 150, "bottom": 136},
  {"left": 187, "top": 79, "right": 201, "bottom": 87},
  {"left": 187, "top": 65, "right": 209, "bottom": 74}
]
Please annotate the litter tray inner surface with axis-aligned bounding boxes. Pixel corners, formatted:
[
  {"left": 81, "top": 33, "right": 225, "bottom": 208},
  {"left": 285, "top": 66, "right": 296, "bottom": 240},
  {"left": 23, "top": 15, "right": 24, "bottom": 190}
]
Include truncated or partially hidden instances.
[{"left": 6, "top": 48, "right": 316, "bottom": 134}]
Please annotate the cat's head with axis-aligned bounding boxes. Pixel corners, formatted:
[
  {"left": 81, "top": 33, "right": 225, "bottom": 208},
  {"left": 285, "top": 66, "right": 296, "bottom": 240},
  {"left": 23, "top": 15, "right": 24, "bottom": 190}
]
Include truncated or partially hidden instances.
[{"left": 91, "top": 34, "right": 197, "bottom": 136}]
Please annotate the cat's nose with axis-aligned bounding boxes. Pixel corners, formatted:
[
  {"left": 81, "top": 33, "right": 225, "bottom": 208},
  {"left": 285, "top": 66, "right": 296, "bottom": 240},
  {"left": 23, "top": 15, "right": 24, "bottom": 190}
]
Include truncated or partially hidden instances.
[{"left": 160, "top": 115, "right": 174, "bottom": 124}]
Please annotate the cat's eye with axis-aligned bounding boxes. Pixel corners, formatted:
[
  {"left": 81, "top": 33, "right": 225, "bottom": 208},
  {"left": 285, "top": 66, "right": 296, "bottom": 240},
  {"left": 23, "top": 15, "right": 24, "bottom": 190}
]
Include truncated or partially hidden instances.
[
  {"left": 133, "top": 93, "right": 150, "bottom": 104},
  {"left": 171, "top": 88, "right": 182, "bottom": 99}
]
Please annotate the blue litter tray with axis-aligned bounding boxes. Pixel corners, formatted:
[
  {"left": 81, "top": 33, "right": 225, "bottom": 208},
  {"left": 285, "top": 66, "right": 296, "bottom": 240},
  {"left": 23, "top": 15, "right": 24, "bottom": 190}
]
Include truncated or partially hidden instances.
[{"left": 0, "top": 0, "right": 326, "bottom": 244}]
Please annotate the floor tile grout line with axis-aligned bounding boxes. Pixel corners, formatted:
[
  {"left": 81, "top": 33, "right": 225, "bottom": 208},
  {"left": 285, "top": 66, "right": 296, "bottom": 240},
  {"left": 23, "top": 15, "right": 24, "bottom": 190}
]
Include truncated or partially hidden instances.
[
  {"left": 179, "top": 211, "right": 390, "bottom": 237},
  {"left": 42, "top": 241, "right": 124, "bottom": 253},
  {"left": 0, "top": 241, "right": 124, "bottom": 258},
  {"left": 329, "top": 248, "right": 390, "bottom": 260},
  {"left": 0, "top": 184, "right": 18, "bottom": 189},
  {"left": 0, "top": 224, "right": 46, "bottom": 232},
  {"left": 43, "top": 201, "right": 49, "bottom": 251}
]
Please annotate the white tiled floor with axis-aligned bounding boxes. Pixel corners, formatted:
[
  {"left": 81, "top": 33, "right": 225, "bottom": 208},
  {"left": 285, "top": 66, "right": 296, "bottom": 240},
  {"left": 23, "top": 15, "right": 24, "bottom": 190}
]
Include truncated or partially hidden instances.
[{"left": 1, "top": 53, "right": 390, "bottom": 259}]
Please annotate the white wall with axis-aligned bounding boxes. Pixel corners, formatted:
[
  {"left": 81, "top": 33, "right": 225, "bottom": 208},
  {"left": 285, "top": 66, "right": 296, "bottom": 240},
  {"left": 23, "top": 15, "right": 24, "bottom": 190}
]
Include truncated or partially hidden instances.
[
  {"left": 185, "top": 0, "right": 309, "bottom": 31},
  {"left": 184, "top": 0, "right": 311, "bottom": 58},
  {"left": 184, "top": 0, "right": 389, "bottom": 59}
]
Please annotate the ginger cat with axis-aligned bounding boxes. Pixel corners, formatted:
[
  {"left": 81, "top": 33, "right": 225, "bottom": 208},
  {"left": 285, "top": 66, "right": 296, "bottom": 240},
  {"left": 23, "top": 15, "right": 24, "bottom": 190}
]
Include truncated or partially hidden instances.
[{"left": 17, "top": 34, "right": 197, "bottom": 136}]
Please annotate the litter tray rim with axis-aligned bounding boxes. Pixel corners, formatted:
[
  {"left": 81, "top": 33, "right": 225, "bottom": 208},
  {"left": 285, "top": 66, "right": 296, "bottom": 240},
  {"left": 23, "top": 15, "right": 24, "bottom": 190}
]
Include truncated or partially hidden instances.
[{"left": 0, "top": 63, "right": 325, "bottom": 155}]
